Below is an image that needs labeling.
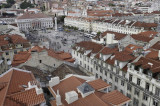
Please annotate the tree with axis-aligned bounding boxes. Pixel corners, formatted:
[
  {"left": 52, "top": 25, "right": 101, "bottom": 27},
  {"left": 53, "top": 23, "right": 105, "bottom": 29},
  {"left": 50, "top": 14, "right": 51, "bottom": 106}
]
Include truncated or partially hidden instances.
[
  {"left": 97, "top": 31, "right": 101, "bottom": 36},
  {"left": 20, "top": 1, "right": 34, "bottom": 9},
  {"left": 7, "top": 0, "right": 15, "bottom": 5},
  {"left": 108, "top": 3, "right": 115, "bottom": 7}
]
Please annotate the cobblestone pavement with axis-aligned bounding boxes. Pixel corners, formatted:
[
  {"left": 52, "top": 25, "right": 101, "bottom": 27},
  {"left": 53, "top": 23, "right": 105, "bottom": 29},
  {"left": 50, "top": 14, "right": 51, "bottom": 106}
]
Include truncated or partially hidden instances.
[{"left": 36, "top": 28, "right": 90, "bottom": 53}]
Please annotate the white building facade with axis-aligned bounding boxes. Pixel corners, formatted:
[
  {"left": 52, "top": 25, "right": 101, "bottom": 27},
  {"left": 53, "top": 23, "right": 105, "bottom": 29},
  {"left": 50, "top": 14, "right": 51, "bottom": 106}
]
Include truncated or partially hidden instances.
[{"left": 16, "top": 13, "right": 53, "bottom": 31}]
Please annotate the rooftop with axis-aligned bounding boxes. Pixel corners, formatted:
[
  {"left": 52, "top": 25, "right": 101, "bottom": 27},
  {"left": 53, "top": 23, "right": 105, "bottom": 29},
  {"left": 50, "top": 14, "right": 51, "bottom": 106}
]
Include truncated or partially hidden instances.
[
  {"left": 0, "top": 68, "right": 45, "bottom": 106},
  {"left": 49, "top": 76, "right": 131, "bottom": 106}
]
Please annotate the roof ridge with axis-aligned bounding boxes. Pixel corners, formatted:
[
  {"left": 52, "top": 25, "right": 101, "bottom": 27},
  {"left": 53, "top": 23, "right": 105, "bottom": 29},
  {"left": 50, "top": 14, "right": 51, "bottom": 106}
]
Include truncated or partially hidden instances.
[{"left": 2, "top": 70, "right": 14, "bottom": 106}]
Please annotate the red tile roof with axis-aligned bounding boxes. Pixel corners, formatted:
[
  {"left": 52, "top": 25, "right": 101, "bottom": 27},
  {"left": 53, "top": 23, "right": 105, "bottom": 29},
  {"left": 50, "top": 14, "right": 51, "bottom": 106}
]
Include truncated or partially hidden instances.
[
  {"left": 12, "top": 46, "right": 74, "bottom": 66},
  {"left": 88, "top": 79, "right": 110, "bottom": 91},
  {"left": 50, "top": 76, "right": 131, "bottom": 106},
  {"left": 125, "top": 44, "right": 143, "bottom": 53},
  {"left": 101, "top": 90, "right": 130, "bottom": 105},
  {"left": 17, "top": 12, "right": 50, "bottom": 19},
  {"left": 131, "top": 31, "right": 158, "bottom": 42},
  {"left": 133, "top": 57, "right": 160, "bottom": 74},
  {"left": 0, "top": 68, "right": 45, "bottom": 106},
  {"left": 151, "top": 41, "right": 160, "bottom": 50}
]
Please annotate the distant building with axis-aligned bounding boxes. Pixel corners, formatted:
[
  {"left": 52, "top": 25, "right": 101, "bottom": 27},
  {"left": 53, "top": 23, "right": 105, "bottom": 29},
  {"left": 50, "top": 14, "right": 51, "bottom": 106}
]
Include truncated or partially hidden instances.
[
  {"left": 0, "top": 34, "right": 31, "bottom": 74},
  {"left": 12, "top": 46, "right": 75, "bottom": 72},
  {"left": 16, "top": 12, "right": 53, "bottom": 32}
]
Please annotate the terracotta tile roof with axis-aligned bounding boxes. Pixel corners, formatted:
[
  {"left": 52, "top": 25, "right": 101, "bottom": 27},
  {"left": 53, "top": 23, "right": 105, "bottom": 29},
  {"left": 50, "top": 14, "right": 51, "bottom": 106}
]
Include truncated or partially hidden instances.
[
  {"left": 125, "top": 44, "right": 143, "bottom": 53},
  {"left": 17, "top": 12, "right": 50, "bottom": 19},
  {"left": 101, "top": 31, "right": 127, "bottom": 40},
  {"left": 50, "top": 76, "right": 130, "bottom": 106},
  {"left": 88, "top": 79, "right": 110, "bottom": 91},
  {"left": 131, "top": 31, "right": 158, "bottom": 42},
  {"left": 12, "top": 46, "right": 74, "bottom": 66},
  {"left": 133, "top": 57, "right": 160, "bottom": 74},
  {"left": 101, "top": 90, "right": 130, "bottom": 105},
  {"left": 132, "top": 22, "right": 158, "bottom": 29},
  {"left": 151, "top": 41, "right": 160, "bottom": 50},
  {"left": 114, "top": 51, "right": 135, "bottom": 62},
  {"left": 0, "top": 34, "right": 30, "bottom": 51},
  {"left": 74, "top": 41, "right": 104, "bottom": 54},
  {"left": 0, "top": 68, "right": 45, "bottom": 106},
  {"left": 12, "top": 51, "right": 31, "bottom": 67},
  {"left": 145, "top": 49, "right": 158, "bottom": 60}
]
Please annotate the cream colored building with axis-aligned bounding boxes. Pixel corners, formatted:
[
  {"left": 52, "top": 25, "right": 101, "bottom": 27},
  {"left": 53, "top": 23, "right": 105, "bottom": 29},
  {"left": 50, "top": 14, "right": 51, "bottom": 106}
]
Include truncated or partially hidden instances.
[
  {"left": 17, "top": 12, "right": 53, "bottom": 31},
  {"left": 72, "top": 41, "right": 160, "bottom": 106}
]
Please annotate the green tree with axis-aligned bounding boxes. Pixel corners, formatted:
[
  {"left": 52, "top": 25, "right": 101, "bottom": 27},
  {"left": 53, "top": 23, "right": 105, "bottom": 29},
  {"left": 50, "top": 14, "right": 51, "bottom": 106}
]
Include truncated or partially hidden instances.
[
  {"left": 7, "top": 0, "right": 15, "bottom": 5},
  {"left": 20, "top": 1, "right": 34, "bottom": 9},
  {"left": 97, "top": 31, "right": 101, "bottom": 36},
  {"left": 108, "top": 3, "right": 115, "bottom": 7}
]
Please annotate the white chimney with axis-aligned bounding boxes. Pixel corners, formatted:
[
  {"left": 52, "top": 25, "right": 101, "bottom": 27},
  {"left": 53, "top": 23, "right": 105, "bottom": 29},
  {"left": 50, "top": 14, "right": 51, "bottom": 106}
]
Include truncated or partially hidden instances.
[
  {"left": 65, "top": 91, "right": 78, "bottom": 104},
  {"left": 27, "top": 81, "right": 37, "bottom": 90},
  {"left": 158, "top": 50, "right": 160, "bottom": 60},
  {"left": 56, "top": 90, "right": 62, "bottom": 106},
  {"left": 49, "top": 76, "right": 60, "bottom": 87},
  {"left": 35, "top": 86, "right": 43, "bottom": 95}
]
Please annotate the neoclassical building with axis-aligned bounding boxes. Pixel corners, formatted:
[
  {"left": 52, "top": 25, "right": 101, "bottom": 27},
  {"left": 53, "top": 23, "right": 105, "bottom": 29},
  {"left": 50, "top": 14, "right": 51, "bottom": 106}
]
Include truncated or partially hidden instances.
[{"left": 16, "top": 12, "right": 53, "bottom": 31}]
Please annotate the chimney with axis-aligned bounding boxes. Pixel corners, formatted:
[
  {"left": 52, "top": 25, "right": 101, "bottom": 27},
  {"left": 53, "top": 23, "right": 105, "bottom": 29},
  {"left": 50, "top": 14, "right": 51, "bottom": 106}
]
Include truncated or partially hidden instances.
[
  {"left": 49, "top": 76, "right": 60, "bottom": 87},
  {"left": 65, "top": 91, "right": 78, "bottom": 104},
  {"left": 158, "top": 50, "right": 160, "bottom": 60},
  {"left": 27, "top": 81, "right": 37, "bottom": 90},
  {"left": 56, "top": 90, "right": 62, "bottom": 106},
  {"left": 35, "top": 86, "right": 43, "bottom": 95}
]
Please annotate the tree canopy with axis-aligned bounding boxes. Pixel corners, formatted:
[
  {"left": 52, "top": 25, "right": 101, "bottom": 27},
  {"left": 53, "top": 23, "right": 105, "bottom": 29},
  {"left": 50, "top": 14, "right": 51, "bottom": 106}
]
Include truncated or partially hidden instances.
[{"left": 20, "top": 1, "right": 34, "bottom": 9}]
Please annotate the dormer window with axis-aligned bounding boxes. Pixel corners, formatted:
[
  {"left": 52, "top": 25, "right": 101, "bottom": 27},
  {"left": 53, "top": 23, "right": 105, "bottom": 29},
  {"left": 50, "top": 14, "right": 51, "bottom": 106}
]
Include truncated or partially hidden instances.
[{"left": 139, "top": 68, "right": 143, "bottom": 73}]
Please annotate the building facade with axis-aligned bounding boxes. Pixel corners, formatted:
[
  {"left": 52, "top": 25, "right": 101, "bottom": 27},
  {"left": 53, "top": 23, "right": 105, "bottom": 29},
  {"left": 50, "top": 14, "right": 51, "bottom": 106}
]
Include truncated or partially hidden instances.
[
  {"left": 72, "top": 41, "right": 160, "bottom": 106},
  {"left": 17, "top": 12, "right": 53, "bottom": 31}
]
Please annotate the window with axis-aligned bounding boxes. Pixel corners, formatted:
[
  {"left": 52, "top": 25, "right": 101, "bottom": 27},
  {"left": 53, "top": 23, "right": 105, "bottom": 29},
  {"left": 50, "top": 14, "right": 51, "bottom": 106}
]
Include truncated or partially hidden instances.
[
  {"left": 110, "top": 73, "right": 112, "bottom": 79},
  {"left": 14, "top": 50, "right": 17, "bottom": 54},
  {"left": 137, "top": 78, "right": 141, "bottom": 86},
  {"left": 80, "top": 61, "right": 82, "bottom": 65},
  {"left": 105, "top": 71, "right": 107, "bottom": 76},
  {"left": 120, "top": 90, "right": 123, "bottom": 94},
  {"left": 129, "top": 74, "right": 132, "bottom": 82},
  {"left": 96, "top": 66, "right": 98, "bottom": 70},
  {"left": 85, "top": 64, "right": 86, "bottom": 68},
  {"left": 100, "top": 76, "right": 102, "bottom": 79},
  {"left": 153, "top": 99, "right": 158, "bottom": 106},
  {"left": 88, "top": 66, "right": 89, "bottom": 70},
  {"left": 109, "top": 82, "right": 112, "bottom": 86},
  {"left": 127, "top": 93, "right": 131, "bottom": 98},
  {"left": 114, "top": 86, "right": 117, "bottom": 90},
  {"left": 91, "top": 68, "right": 93, "bottom": 73},
  {"left": 104, "top": 79, "right": 107, "bottom": 83},
  {"left": 121, "top": 80, "right": 124, "bottom": 86},
  {"left": 115, "top": 77, "right": 118, "bottom": 83},
  {"left": 134, "top": 88, "right": 139, "bottom": 96},
  {"left": 6, "top": 52, "right": 9, "bottom": 55},
  {"left": 155, "top": 87, "right": 160, "bottom": 97},
  {"left": 39, "top": 60, "right": 42, "bottom": 63},
  {"left": 100, "top": 69, "right": 102, "bottom": 73},
  {"left": 143, "top": 93, "right": 148, "bottom": 101},
  {"left": 142, "top": 103, "right": 146, "bottom": 106},
  {"left": 96, "top": 73, "right": 98, "bottom": 78},
  {"left": 133, "top": 98, "right": 139, "bottom": 106},
  {"left": 145, "top": 82, "right": 150, "bottom": 91}
]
